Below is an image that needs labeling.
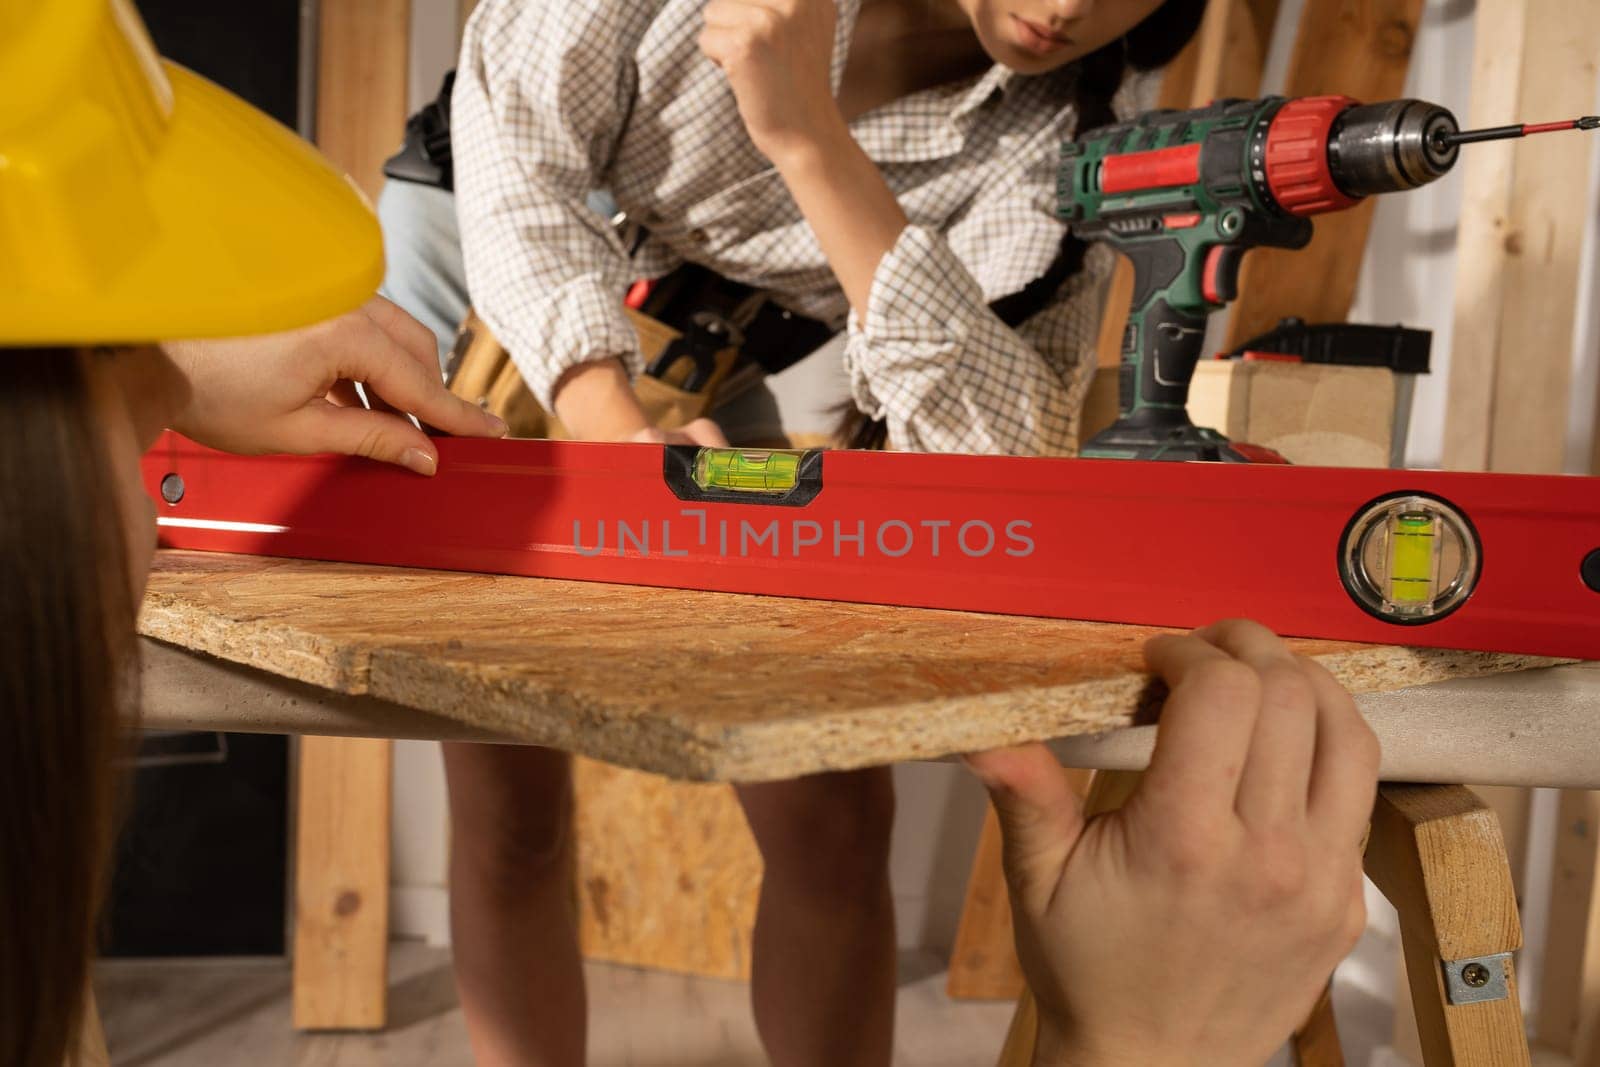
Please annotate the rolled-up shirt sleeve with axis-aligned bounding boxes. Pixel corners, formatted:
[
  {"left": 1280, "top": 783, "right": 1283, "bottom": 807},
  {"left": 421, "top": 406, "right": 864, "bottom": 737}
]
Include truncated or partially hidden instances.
[
  {"left": 452, "top": 0, "right": 649, "bottom": 409},
  {"left": 842, "top": 224, "right": 1109, "bottom": 457}
]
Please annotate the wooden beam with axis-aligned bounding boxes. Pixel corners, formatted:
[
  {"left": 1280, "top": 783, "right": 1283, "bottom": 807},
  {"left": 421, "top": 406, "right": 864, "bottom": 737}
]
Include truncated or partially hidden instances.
[
  {"left": 1593, "top": 375, "right": 1600, "bottom": 479},
  {"left": 1483, "top": 1, "right": 1600, "bottom": 474},
  {"left": 1440, "top": 0, "right": 1532, "bottom": 472},
  {"left": 292, "top": 736, "right": 392, "bottom": 1030},
  {"left": 1536, "top": 790, "right": 1600, "bottom": 1061},
  {"left": 1442, "top": 0, "right": 1600, "bottom": 473},
  {"left": 1430, "top": 3, "right": 1600, "bottom": 1057},
  {"left": 292, "top": 0, "right": 410, "bottom": 1031},
  {"left": 1191, "top": 0, "right": 1282, "bottom": 105},
  {"left": 947, "top": 805, "right": 1026, "bottom": 1001},
  {"left": 316, "top": 0, "right": 411, "bottom": 200},
  {"left": 1223, "top": 0, "right": 1426, "bottom": 349}
]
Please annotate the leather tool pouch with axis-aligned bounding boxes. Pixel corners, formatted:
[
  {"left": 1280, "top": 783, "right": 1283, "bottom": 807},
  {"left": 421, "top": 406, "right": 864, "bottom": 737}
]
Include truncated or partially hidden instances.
[{"left": 445, "top": 306, "right": 743, "bottom": 439}]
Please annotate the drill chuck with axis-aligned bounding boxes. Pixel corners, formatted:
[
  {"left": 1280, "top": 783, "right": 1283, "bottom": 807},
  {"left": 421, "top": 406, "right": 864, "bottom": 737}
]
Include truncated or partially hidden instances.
[{"left": 1326, "top": 99, "right": 1459, "bottom": 197}]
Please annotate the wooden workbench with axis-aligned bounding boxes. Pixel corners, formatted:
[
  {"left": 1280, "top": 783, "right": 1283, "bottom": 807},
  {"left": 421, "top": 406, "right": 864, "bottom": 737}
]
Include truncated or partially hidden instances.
[{"left": 137, "top": 550, "right": 1562, "bottom": 782}]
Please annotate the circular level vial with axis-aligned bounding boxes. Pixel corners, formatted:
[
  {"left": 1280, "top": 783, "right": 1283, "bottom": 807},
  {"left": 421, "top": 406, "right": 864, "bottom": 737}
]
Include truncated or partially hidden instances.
[{"left": 1338, "top": 493, "right": 1481, "bottom": 625}]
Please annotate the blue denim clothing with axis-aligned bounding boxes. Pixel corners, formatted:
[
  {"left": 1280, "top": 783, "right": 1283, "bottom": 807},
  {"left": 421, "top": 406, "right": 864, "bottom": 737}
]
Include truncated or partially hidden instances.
[{"left": 376, "top": 179, "right": 784, "bottom": 444}]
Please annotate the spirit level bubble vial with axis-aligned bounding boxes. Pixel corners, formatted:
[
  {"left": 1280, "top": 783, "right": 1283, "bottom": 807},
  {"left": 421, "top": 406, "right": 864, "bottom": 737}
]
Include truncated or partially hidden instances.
[
  {"left": 1339, "top": 492, "right": 1482, "bottom": 624},
  {"left": 664, "top": 446, "right": 824, "bottom": 507},
  {"left": 694, "top": 449, "right": 802, "bottom": 494}
]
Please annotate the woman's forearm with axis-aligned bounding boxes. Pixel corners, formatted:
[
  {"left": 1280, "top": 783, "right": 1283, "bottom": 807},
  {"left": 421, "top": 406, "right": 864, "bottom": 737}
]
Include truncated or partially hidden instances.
[{"left": 768, "top": 115, "right": 909, "bottom": 320}]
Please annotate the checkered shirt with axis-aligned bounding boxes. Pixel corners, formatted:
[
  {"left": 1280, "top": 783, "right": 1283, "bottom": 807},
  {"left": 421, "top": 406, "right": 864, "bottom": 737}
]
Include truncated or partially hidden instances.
[{"left": 453, "top": 0, "right": 1117, "bottom": 455}]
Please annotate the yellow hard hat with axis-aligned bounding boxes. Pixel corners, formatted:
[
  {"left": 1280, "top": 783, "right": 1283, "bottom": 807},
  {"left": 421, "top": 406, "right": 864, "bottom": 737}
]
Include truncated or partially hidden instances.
[{"left": 0, "top": 0, "right": 383, "bottom": 345}]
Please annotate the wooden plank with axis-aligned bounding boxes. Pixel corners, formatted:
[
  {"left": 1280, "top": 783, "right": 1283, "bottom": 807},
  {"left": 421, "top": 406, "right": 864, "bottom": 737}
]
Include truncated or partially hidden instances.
[
  {"left": 1440, "top": 0, "right": 1533, "bottom": 472},
  {"left": 1483, "top": 0, "right": 1600, "bottom": 474},
  {"left": 1442, "top": 0, "right": 1598, "bottom": 474},
  {"left": 291, "top": 735, "right": 392, "bottom": 1030},
  {"left": 1366, "top": 785, "right": 1529, "bottom": 1067},
  {"left": 571, "top": 758, "right": 762, "bottom": 980},
  {"left": 137, "top": 551, "right": 1556, "bottom": 783},
  {"left": 1191, "top": 0, "right": 1281, "bottom": 106},
  {"left": 316, "top": 0, "right": 411, "bottom": 200},
  {"left": 1223, "top": 0, "right": 1427, "bottom": 349},
  {"left": 1434, "top": 1, "right": 1600, "bottom": 1053},
  {"left": 292, "top": 0, "right": 410, "bottom": 1032},
  {"left": 1187, "top": 361, "right": 1398, "bottom": 467},
  {"left": 947, "top": 806, "right": 1027, "bottom": 1001},
  {"left": 1594, "top": 387, "right": 1600, "bottom": 480},
  {"left": 1536, "top": 790, "right": 1600, "bottom": 1060}
]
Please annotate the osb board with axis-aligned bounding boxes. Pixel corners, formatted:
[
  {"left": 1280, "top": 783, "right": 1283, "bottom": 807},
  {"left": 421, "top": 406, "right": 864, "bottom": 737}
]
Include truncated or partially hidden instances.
[
  {"left": 139, "top": 551, "right": 1561, "bottom": 782},
  {"left": 573, "top": 758, "right": 761, "bottom": 979}
]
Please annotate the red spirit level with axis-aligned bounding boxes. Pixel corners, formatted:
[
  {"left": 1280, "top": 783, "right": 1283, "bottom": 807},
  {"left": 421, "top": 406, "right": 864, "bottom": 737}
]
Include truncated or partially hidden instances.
[{"left": 143, "top": 432, "right": 1600, "bottom": 659}]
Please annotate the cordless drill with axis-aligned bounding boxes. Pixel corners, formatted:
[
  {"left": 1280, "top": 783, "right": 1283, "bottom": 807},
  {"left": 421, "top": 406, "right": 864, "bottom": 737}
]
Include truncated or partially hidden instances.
[{"left": 1060, "top": 95, "right": 1599, "bottom": 461}]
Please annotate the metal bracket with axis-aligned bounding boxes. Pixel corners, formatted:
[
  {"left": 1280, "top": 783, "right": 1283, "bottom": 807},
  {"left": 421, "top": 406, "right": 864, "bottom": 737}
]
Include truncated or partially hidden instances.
[{"left": 1441, "top": 952, "right": 1512, "bottom": 1005}]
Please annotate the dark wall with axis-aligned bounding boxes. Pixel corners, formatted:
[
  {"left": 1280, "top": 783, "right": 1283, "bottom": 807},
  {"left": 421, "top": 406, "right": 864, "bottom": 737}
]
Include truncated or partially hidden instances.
[
  {"left": 104, "top": 734, "right": 290, "bottom": 957},
  {"left": 105, "top": 2, "right": 301, "bottom": 958},
  {"left": 135, "top": 0, "right": 301, "bottom": 127}
]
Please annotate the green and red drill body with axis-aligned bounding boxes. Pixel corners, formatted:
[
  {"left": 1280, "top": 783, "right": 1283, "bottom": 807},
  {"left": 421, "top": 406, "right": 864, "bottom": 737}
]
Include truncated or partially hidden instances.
[{"left": 1059, "top": 94, "right": 1595, "bottom": 462}]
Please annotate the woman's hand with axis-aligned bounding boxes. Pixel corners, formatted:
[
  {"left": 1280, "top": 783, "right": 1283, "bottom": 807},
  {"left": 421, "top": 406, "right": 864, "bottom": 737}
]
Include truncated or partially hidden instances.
[
  {"left": 698, "top": 0, "right": 905, "bottom": 316},
  {"left": 164, "top": 296, "right": 507, "bottom": 475},
  {"left": 698, "top": 0, "right": 843, "bottom": 163},
  {"left": 965, "top": 619, "right": 1380, "bottom": 1067},
  {"left": 552, "top": 358, "right": 729, "bottom": 447}
]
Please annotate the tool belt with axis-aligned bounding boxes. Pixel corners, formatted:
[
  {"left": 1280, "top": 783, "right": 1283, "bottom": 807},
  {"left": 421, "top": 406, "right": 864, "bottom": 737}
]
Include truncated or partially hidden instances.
[
  {"left": 446, "top": 264, "right": 834, "bottom": 440},
  {"left": 403, "top": 69, "right": 1079, "bottom": 443},
  {"left": 384, "top": 72, "right": 455, "bottom": 192}
]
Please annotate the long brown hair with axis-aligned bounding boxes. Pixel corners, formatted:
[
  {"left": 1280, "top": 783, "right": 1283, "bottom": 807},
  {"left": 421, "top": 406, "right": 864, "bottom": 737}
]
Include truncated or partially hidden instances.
[{"left": 0, "top": 348, "right": 136, "bottom": 1067}]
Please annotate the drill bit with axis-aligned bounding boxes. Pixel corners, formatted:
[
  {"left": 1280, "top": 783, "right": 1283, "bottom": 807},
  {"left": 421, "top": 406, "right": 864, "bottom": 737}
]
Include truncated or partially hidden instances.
[{"left": 1434, "top": 115, "right": 1600, "bottom": 149}]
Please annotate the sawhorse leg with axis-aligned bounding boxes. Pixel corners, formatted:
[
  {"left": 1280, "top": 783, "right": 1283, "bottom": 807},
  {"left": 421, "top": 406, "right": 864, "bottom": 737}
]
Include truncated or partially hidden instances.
[{"left": 1365, "top": 784, "right": 1529, "bottom": 1067}]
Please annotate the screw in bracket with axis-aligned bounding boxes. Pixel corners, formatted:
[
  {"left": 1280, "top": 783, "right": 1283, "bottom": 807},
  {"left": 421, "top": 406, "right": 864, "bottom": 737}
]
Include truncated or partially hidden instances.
[{"left": 1441, "top": 952, "right": 1510, "bottom": 1005}]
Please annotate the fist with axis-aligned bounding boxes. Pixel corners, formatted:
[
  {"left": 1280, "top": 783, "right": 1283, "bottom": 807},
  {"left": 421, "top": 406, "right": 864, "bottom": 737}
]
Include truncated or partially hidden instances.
[{"left": 698, "top": 0, "right": 841, "bottom": 161}]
